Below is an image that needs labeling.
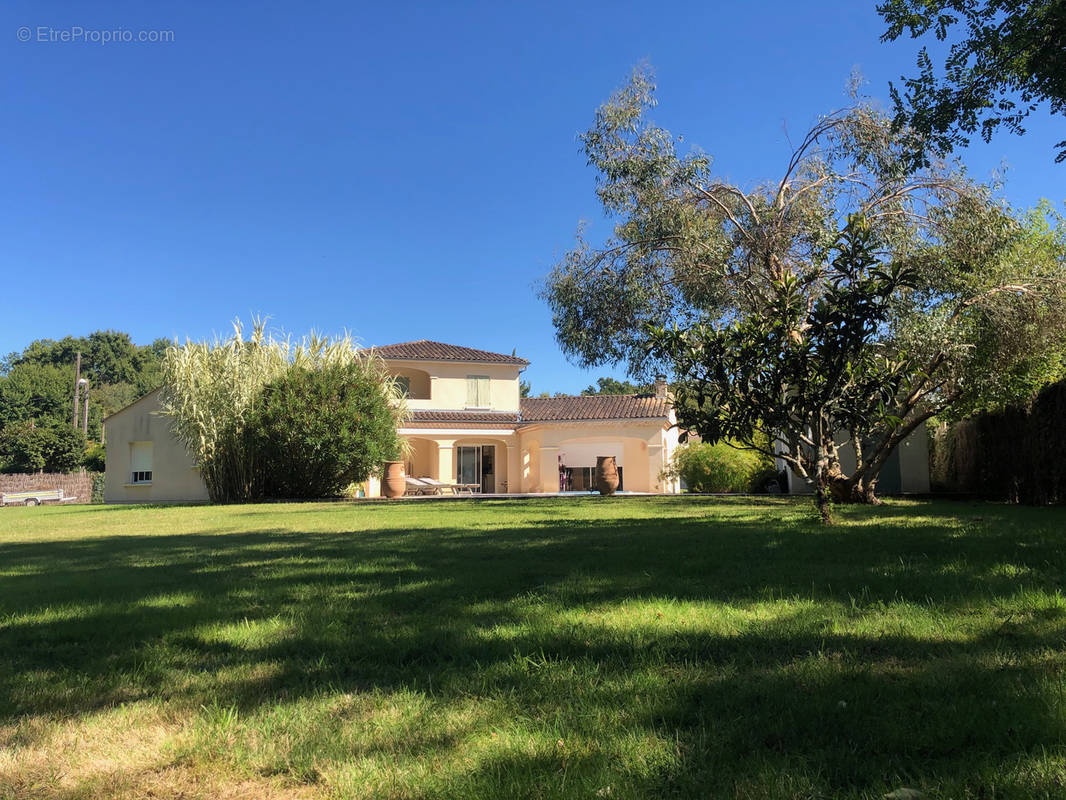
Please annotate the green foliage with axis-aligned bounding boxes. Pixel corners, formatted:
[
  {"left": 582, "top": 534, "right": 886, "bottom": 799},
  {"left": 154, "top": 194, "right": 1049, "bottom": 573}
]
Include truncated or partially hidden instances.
[
  {"left": 654, "top": 216, "right": 917, "bottom": 514},
  {"left": 11, "top": 330, "right": 164, "bottom": 391},
  {"left": 933, "top": 378, "right": 1066, "bottom": 504},
  {"left": 0, "top": 330, "right": 166, "bottom": 448},
  {"left": 161, "top": 319, "right": 406, "bottom": 503},
  {"left": 90, "top": 472, "right": 106, "bottom": 503},
  {"left": 81, "top": 441, "right": 106, "bottom": 472},
  {"left": 544, "top": 68, "right": 1066, "bottom": 517},
  {"left": 581, "top": 376, "right": 649, "bottom": 395},
  {"left": 879, "top": 0, "right": 1066, "bottom": 163},
  {"left": 664, "top": 441, "right": 774, "bottom": 492},
  {"left": 246, "top": 360, "right": 403, "bottom": 499},
  {"left": 519, "top": 379, "right": 531, "bottom": 398},
  {"left": 0, "top": 422, "right": 86, "bottom": 473},
  {"left": 0, "top": 363, "right": 72, "bottom": 428}
]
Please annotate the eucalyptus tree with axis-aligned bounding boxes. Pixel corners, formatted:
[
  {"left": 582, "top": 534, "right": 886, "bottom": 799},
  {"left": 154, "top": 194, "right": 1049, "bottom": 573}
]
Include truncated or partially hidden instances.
[{"left": 542, "top": 68, "right": 1066, "bottom": 519}]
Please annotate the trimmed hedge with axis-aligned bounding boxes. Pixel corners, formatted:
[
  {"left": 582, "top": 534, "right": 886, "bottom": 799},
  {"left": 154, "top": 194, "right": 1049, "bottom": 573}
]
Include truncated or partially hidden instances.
[{"left": 931, "top": 380, "right": 1066, "bottom": 504}]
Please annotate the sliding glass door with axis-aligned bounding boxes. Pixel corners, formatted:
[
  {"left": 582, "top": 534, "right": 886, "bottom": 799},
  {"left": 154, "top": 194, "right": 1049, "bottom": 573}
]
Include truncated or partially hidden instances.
[{"left": 456, "top": 445, "right": 495, "bottom": 493}]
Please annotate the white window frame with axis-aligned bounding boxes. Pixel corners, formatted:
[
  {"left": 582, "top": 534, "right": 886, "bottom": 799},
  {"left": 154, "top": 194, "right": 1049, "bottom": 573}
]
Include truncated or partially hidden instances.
[{"left": 130, "top": 441, "right": 153, "bottom": 485}]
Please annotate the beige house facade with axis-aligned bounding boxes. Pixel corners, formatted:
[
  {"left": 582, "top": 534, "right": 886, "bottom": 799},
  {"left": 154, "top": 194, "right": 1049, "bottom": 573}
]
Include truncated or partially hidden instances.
[
  {"left": 103, "top": 340, "right": 682, "bottom": 503},
  {"left": 103, "top": 388, "right": 210, "bottom": 504},
  {"left": 103, "top": 339, "right": 931, "bottom": 503},
  {"left": 341, "top": 341, "right": 683, "bottom": 496}
]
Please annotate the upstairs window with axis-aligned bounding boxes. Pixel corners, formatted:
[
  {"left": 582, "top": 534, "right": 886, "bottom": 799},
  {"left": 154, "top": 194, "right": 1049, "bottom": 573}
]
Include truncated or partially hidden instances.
[
  {"left": 466, "top": 375, "right": 490, "bottom": 408},
  {"left": 393, "top": 376, "right": 410, "bottom": 398},
  {"left": 130, "top": 441, "right": 153, "bottom": 484}
]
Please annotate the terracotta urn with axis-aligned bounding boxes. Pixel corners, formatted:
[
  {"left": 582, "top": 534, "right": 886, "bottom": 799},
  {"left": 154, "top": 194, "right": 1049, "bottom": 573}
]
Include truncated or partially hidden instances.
[
  {"left": 596, "top": 456, "right": 619, "bottom": 496},
  {"left": 382, "top": 461, "right": 406, "bottom": 498}
]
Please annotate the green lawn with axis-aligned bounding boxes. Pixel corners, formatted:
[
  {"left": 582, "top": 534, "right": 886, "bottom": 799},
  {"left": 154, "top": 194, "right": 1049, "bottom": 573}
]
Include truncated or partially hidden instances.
[{"left": 1, "top": 497, "right": 1065, "bottom": 799}]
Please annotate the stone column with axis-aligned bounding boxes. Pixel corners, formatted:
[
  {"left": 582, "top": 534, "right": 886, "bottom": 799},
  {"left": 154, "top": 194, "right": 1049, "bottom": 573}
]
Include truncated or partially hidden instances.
[
  {"left": 647, "top": 442, "right": 665, "bottom": 493},
  {"left": 507, "top": 440, "right": 521, "bottom": 494},
  {"left": 436, "top": 439, "right": 456, "bottom": 483}
]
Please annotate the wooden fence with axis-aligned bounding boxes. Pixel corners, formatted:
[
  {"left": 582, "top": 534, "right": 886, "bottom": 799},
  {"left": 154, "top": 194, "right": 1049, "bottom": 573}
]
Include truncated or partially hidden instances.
[{"left": 0, "top": 471, "right": 97, "bottom": 504}]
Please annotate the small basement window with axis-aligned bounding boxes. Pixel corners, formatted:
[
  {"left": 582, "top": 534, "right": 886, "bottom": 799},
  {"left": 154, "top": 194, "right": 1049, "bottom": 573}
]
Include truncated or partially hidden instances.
[{"left": 131, "top": 441, "right": 153, "bottom": 484}]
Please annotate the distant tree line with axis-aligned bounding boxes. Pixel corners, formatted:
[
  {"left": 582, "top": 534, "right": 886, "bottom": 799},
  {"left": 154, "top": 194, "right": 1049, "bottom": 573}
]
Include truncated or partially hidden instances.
[
  {"left": 521, "top": 376, "right": 651, "bottom": 398},
  {"left": 0, "top": 331, "right": 167, "bottom": 472}
]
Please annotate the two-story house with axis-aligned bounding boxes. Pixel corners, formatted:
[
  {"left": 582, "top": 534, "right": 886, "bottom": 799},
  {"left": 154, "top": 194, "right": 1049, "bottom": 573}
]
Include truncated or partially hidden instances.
[{"left": 103, "top": 340, "right": 682, "bottom": 503}]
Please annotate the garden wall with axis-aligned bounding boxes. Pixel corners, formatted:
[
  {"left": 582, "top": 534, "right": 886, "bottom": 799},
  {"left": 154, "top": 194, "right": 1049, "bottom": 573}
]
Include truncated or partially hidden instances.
[
  {"left": 931, "top": 380, "right": 1066, "bottom": 505},
  {"left": 0, "top": 470, "right": 97, "bottom": 504}
]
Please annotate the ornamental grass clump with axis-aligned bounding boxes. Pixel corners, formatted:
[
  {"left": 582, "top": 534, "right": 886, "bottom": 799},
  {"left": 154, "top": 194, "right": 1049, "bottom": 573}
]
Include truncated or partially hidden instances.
[{"left": 160, "top": 318, "right": 405, "bottom": 503}]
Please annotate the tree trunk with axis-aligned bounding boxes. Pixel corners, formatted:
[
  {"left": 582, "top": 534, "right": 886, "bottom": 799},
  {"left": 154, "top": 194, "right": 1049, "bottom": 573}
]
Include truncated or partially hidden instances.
[
  {"left": 813, "top": 417, "right": 834, "bottom": 524},
  {"left": 815, "top": 479, "right": 834, "bottom": 524},
  {"left": 826, "top": 474, "right": 882, "bottom": 505}
]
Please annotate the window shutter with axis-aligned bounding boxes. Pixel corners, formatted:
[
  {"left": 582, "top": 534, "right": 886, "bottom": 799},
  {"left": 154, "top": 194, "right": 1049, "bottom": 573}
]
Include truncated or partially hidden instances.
[
  {"left": 131, "top": 441, "right": 153, "bottom": 483},
  {"left": 467, "top": 376, "right": 490, "bottom": 407}
]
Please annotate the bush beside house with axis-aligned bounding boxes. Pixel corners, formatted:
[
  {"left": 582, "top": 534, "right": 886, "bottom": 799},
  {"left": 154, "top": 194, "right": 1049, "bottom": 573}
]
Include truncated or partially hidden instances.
[
  {"left": 247, "top": 360, "right": 403, "bottom": 499},
  {"left": 161, "top": 320, "right": 405, "bottom": 503},
  {"left": 664, "top": 441, "right": 777, "bottom": 493}
]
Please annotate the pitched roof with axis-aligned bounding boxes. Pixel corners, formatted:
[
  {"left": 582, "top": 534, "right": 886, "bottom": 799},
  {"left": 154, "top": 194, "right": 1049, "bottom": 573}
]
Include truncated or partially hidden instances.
[
  {"left": 519, "top": 394, "right": 670, "bottom": 422},
  {"left": 403, "top": 396, "right": 670, "bottom": 428},
  {"left": 370, "top": 340, "right": 529, "bottom": 365}
]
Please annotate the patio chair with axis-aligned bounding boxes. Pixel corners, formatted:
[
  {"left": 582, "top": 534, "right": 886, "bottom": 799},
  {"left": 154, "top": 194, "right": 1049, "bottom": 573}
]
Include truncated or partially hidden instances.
[
  {"left": 404, "top": 477, "right": 435, "bottom": 496},
  {"left": 418, "top": 477, "right": 466, "bottom": 495}
]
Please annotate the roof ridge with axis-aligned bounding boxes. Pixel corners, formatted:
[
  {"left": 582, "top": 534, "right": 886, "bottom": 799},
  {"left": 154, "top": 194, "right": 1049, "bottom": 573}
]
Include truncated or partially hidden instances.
[{"left": 371, "top": 339, "right": 529, "bottom": 365}]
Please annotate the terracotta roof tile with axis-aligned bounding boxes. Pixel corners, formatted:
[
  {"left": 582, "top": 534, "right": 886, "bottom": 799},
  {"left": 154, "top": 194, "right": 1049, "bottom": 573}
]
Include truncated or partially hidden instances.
[
  {"left": 407, "top": 410, "right": 520, "bottom": 425},
  {"left": 519, "top": 394, "right": 670, "bottom": 422},
  {"left": 370, "top": 340, "right": 529, "bottom": 365},
  {"left": 403, "top": 397, "right": 670, "bottom": 428}
]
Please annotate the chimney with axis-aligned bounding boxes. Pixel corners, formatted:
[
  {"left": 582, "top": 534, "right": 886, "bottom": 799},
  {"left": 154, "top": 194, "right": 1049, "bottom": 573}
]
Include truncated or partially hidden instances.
[{"left": 654, "top": 374, "right": 668, "bottom": 398}]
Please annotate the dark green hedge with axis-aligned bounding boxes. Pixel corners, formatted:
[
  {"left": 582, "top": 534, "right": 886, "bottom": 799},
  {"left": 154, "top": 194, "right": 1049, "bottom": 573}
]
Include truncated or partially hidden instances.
[{"left": 932, "top": 380, "right": 1066, "bottom": 504}]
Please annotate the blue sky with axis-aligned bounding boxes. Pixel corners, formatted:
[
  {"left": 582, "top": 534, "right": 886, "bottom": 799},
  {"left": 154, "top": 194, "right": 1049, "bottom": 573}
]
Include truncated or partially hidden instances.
[{"left": 2, "top": 1, "right": 1062, "bottom": 394}]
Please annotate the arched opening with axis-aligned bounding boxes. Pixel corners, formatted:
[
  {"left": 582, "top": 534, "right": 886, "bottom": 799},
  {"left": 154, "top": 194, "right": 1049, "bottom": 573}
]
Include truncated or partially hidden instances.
[
  {"left": 388, "top": 367, "right": 431, "bottom": 400},
  {"left": 553, "top": 435, "right": 651, "bottom": 492},
  {"left": 404, "top": 437, "right": 436, "bottom": 479}
]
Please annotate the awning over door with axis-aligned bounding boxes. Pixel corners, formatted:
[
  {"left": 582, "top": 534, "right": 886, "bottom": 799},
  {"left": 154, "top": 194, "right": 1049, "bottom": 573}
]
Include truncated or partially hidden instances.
[{"left": 558, "top": 442, "right": 624, "bottom": 468}]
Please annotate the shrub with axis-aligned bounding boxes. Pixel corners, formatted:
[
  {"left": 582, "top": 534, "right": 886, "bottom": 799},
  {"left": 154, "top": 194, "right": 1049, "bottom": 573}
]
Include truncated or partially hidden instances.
[
  {"left": 0, "top": 422, "right": 86, "bottom": 473},
  {"left": 161, "top": 319, "right": 406, "bottom": 502},
  {"left": 91, "top": 472, "right": 106, "bottom": 503},
  {"left": 247, "top": 360, "right": 403, "bottom": 499},
  {"left": 82, "top": 441, "right": 106, "bottom": 472},
  {"left": 665, "top": 441, "right": 773, "bottom": 493}
]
